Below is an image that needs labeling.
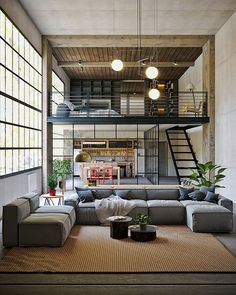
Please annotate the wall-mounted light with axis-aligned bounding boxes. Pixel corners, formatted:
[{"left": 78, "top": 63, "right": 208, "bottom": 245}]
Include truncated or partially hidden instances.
[{"left": 111, "top": 59, "right": 124, "bottom": 71}]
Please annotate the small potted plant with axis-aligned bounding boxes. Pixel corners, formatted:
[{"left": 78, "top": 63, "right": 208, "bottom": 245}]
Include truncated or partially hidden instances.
[
  {"left": 134, "top": 213, "right": 152, "bottom": 230},
  {"left": 48, "top": 173, "right": 57, "bottom": 196}
]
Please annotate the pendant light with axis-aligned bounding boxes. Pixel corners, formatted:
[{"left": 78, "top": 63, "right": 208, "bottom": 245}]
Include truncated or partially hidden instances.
[
  {"left": 111, "top": 59, "right": 124, "bottom": 71},
  {"left": 148, "top": 88, "right": 160, "bottom": 100},
  {"left": 111, "top": 0, "right": 123, "bottom": 72},
  {"left": 145, "top": 0, "right": 159, "bottom": 80}
]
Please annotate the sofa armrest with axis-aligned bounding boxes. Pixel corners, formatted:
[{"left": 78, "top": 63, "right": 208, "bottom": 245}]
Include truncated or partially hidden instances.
[
  {"left": 64, "top": 191, "right": 79, "bottom": 208},
  {"left": 218, "top": 195, "right": 233, "bottom": 212}
]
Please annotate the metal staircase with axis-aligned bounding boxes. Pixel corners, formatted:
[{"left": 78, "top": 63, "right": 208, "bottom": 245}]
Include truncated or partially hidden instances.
[{"left": 165, "top": 126, "right": 200, "bottom": 184}]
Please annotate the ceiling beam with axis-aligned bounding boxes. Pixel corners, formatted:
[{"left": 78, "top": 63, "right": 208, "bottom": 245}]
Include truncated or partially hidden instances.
[
  {"left": 58, "top": 61, "right": 194, "bottom": 68},
  {"left": 46, "top": 35, "right": 211, "bottom": 48}
]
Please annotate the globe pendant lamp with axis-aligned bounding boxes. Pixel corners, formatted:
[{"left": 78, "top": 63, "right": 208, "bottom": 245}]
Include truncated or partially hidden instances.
[
  {"left": 145, "top": 66, "right": 159, "bottom": 79},
  {"left": 111, "top": 59, "right": 124, "bottom": 71},
  {"left": 148, "top": 88, "right": 160, "bottom": 100}
]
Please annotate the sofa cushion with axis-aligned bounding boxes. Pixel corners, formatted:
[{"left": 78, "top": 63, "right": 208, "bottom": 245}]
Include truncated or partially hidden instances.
[
  {"left": 75, "top": 187, "right": 94, "bottom": 203},
  {"left": 19, "top": 213, "right": 71, "bottom": 246},
  {"left": 204, "top": 191, "right": 219, "bottom": 203},
  {"left": 180, "top": 200, "right": 216, "bottom": 207},
  {"left": 199, "top": 186, "right": 215, "bottom": 195},
  {"left": 127, "top": 189, "right": 146, "bottom": 200},
  {"left": 130, "top": 199, "right": 147, "bottom": 208},
  {"left": 35, "top": 205, "right": 76, "bottom": 227},
  {"left": 147, "top": 200, "right": 185, "bottom": 224},
  {"left": 114, "top": 189, "right": 131, "bottom": 200},
  {"left": 20, "top": 192, "right": 40, "bottom": 213},
  {"left": 64, "top": 191, "right": 79, "bottom": 207},
  {"left": 76, "top": 202, "right": 100, "bottom": 225},
  {"left": 178, "top": 186, "right": 194, "bottom": 201},
  {"left": 146, "top": 189, "right": 179, "bottom": 200},
  {"left": 186, "top": 205, "right": 233, "bottom": 232},
  {"left": 92, "top": 189, "right": 113, "bottom": 199},
  {"left": 188, "top": 190, "right": 205, "bottom": 201}
]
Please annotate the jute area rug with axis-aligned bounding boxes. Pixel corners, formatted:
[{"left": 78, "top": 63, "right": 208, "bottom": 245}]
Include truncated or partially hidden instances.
[{"left": 0, "top": 225, "right": 236, "bottom": 273}]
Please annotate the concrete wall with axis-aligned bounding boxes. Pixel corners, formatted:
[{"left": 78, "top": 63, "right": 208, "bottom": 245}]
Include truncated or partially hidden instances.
[
  {"left": 0, "top": 168, "right": 42, "bottom": 219},
  {"left": 179, "top": 55, "right": 203, "bottom": 91},
  {"left": 215, "top": 11, "right": 236, "bottom": 202}
]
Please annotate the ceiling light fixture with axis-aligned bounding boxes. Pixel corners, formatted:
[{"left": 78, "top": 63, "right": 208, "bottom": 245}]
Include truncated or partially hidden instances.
[
  {"left": 111, "top": 59, "right": 124, "bottom": 71},
  {"left": 145, "top": 0, "right": 159, "bottom": 80},
  {"left": 148, "top": 88, "right": 160, "bottom": 100},
  {"left": 111, "top": 0, "right": 123, "bottom": 72}
]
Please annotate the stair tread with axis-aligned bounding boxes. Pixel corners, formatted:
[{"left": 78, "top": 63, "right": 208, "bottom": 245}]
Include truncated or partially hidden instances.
[
  {"left": 171, "top": 145, "right": 189, "bottom": 146},
  {"left": 175, "top": 159, "right": 195, "bottom": 161},
  {"left": 173, "top": 152, "right": 192, "bottom": 154},
  {"left": 169, "top": 138, "right": 187, "bottom": 140}
]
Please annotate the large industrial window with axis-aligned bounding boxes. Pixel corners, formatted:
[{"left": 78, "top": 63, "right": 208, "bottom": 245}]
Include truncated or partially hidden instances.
[
  {"left": 0, "top": 10, "right": 42, "bottom": 176},
  {"left": 51, "top": 71, "right": 65, "bottom": 115}
]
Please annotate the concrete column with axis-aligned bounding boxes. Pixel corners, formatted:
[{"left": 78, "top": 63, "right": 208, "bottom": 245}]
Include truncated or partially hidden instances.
[
  {"left": 42, "top": 37, "right": 53, "bottom": 193},
  {"left": 202, "top": 37, "right": 215, "bottom": 163}
]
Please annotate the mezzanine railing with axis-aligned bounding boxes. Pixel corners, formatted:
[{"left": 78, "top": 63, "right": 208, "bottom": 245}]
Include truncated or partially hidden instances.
[{"left": 50, "top": 91, "right": 208, "bottom": 119}]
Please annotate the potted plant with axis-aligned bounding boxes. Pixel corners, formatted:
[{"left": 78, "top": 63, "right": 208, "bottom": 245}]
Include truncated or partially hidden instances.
[
  {"left": 190, "top": 161, "right": 227, "bottom": 188},
  {"left": 53, "top": 159, "right": 71, "bottom": 192},
  {"left": 134, "top": 213, "right": 152, "bottom": 230},
  {"left": 48, "top": 173, "right": 57, "bottom": 196}
]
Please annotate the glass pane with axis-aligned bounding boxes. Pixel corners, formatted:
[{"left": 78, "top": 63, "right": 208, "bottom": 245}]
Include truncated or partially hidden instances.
[
  {"left": 25, "top": 128, "right": 29, "bottom": 147},
  {"left": 12, "top": 26, "right": 19, "bottom": 51},
  {"left": 19, "top": 79, "right": 25, "bottom": 102},
  {"left": 24, "top": 83, "right": 29, "bottom": 105},
  {"left": 0, "top": 150, "right": 5, "bottom": 175},
  {"left": 0, "top": 123, "right": 6, "bottom": 147},
  {"left": 5, "top": 17, "right": 13, "bottom": 45},
  {"left": 6, "top": 43, "right": 12, "bottom": 70},
  {"left": 19, "top": 126, "right": 25, "bottom": 147},
  {"left": 6, "top": 150, "right": 13, "bottom": 174},
  {"left": 5, "top": 97, "right": 12, "bottom": 123},
  {"left": 5, "top": 69, "right": 12, "bottom": 96},
  {"left": 0, "top": 11, "right": 6, "bottom": 39},
  {"left": 19, "top": 32, "right": 24, "bottom": 56},
  {"left": 25, "top": 40, "right": 30, "bottom": 61},
  {"left": 12, "top": 100, "right": 19, "bottom": 125},
  {"left": 12, "top": 125, "right": 19, "bottom": 147},
  {"left": 74, "top": 125, "right": 94, "bottom": 139},
  {"left": 13, "top": 51, "right": 19, "bottom": 75},
  {"left": 24, "top": 62, "right": 29, "bottom": 83},
  {"left": 19, "top": 149, "right": 24, "bottom": 170},
  {"left": 6, "top": 124, "right": 12, "bottom": 147},
  {"left": 19, "top": 56, "right": 24, "bottom": 79},
  {"left": 53, "top": 125, "right": 73, "bottom": 138},
  {"left": 0, "top": 95, "right": 5, "bottom": 121},
  {"left": 0, "top": 66, "right": 6, "bottom": 92},
  {"left": 13, "top": 149, "right": 19, "bottom": 172},
  {"left": 30, "top": 129, "right": 35, "bottom": 147},
  {"left": 25, "top": 105, "right": 30, "bottom": 126},
  {"left": 12, "top": 74, "right": 19, "bottom": 98},
  {"left": 0, "top": 41, "right": 6, "bottom": 66},
  {"left": 25, "top": 149, "right": 30, "bottom": 169}
]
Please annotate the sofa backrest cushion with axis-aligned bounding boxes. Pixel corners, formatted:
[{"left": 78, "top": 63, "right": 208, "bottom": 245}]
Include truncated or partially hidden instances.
[
  {"left": 146, "top": 189, "right": 179, "bottom": 200},
  {"left": 113, "top": 189, "right": 131, "bottom": 200},
  {"left": 19, "top": 192, "right": 39, "bottom": 212},
  {"left": 75, "top": 187, "right": 94, "bottom": 203},
  {"left": 128, "top": 189, "right": 146, "bottom": 200},
  {"left": 3, "top": 198, "right": 30, "bottom": 247},
  {"left": 92, "top": 189, "right": 113, "bottom": 199}
]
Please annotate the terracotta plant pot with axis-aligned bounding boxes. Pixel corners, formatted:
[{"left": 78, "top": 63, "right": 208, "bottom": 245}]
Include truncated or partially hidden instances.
[{"left": 48, "top": 189, "right": 56, "bottom": 196}]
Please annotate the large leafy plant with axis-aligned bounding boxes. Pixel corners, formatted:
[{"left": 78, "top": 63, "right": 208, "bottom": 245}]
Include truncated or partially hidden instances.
[
  {"left": 190, "top": 161, "right": 226, "bottom": 188},
  {"left": 53, "top": 159, "right": 71, "bottom": 180}
]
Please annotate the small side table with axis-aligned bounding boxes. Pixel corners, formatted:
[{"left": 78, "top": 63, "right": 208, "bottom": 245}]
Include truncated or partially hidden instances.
[
  {"left": 41, "top": 194, "right": 64, "bottom": 206},
  {"left": 107, "top": 216, "right": 132, "bottom": 239},
  {"left": 130, "top": 225, "right": 157, "bottom": 242}
]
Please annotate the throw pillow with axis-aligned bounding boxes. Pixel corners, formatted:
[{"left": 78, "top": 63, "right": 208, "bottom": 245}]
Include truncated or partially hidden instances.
[
  {"left": 75, "top": 187, "right": 94, "bottom": 203},
  {"left": 114, "top": 189, "right": 131, "bottom": 200},
  {"left": 204, "top": 191, "right": 219, "bottom": 203},
  {"left": 91, "top": 189, "right": 113, "bottom": 199},
  {"left": 200, "top": 186, "right": 215, "bottom": 195},
  {"left": 179, "top": 186, "right": 194, "bottom": 201},
  {"left": 188, "top": 190, "right": 206, "bottom": 201}
]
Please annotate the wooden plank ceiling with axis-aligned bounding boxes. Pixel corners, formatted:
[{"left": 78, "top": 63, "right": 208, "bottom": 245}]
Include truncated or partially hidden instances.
[{"left": 53, "top": 47, "right": 202, "bottom": 93}]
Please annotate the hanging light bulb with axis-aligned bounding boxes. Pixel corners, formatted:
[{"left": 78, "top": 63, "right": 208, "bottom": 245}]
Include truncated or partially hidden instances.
[
  {"left": 148, "top": 88, "right": 160, "bottom": 100},
  {"left": 145, "top": 66, "right": 159, "bottom": 79},
  {"left": 111, "top": 59, "right": 124, "bottom": 71}
]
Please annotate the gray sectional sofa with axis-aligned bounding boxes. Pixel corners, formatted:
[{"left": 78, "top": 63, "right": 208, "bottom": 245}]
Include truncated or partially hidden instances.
[
  {"left": 64, "top": 185, "right": 233, "bottom": 233},
  {"left": 3, "top": 192, "right": 76, "bottom": 247}
]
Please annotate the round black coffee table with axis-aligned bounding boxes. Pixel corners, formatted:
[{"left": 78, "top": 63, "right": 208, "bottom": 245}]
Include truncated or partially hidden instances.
[
  {"left": 107, "top": 216, "right": 132, "bottom": 239},
  {"left": 130, "top": 225, "right": 157, "bottom": 242}
]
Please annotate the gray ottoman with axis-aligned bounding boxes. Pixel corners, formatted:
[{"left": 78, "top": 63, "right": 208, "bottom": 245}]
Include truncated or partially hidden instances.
[
  {"left": 186, "top": 205, "right": 233, "bottom": 233},
  {"left": 19, "top": 213, "right": 71, "bottom": 246}
]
